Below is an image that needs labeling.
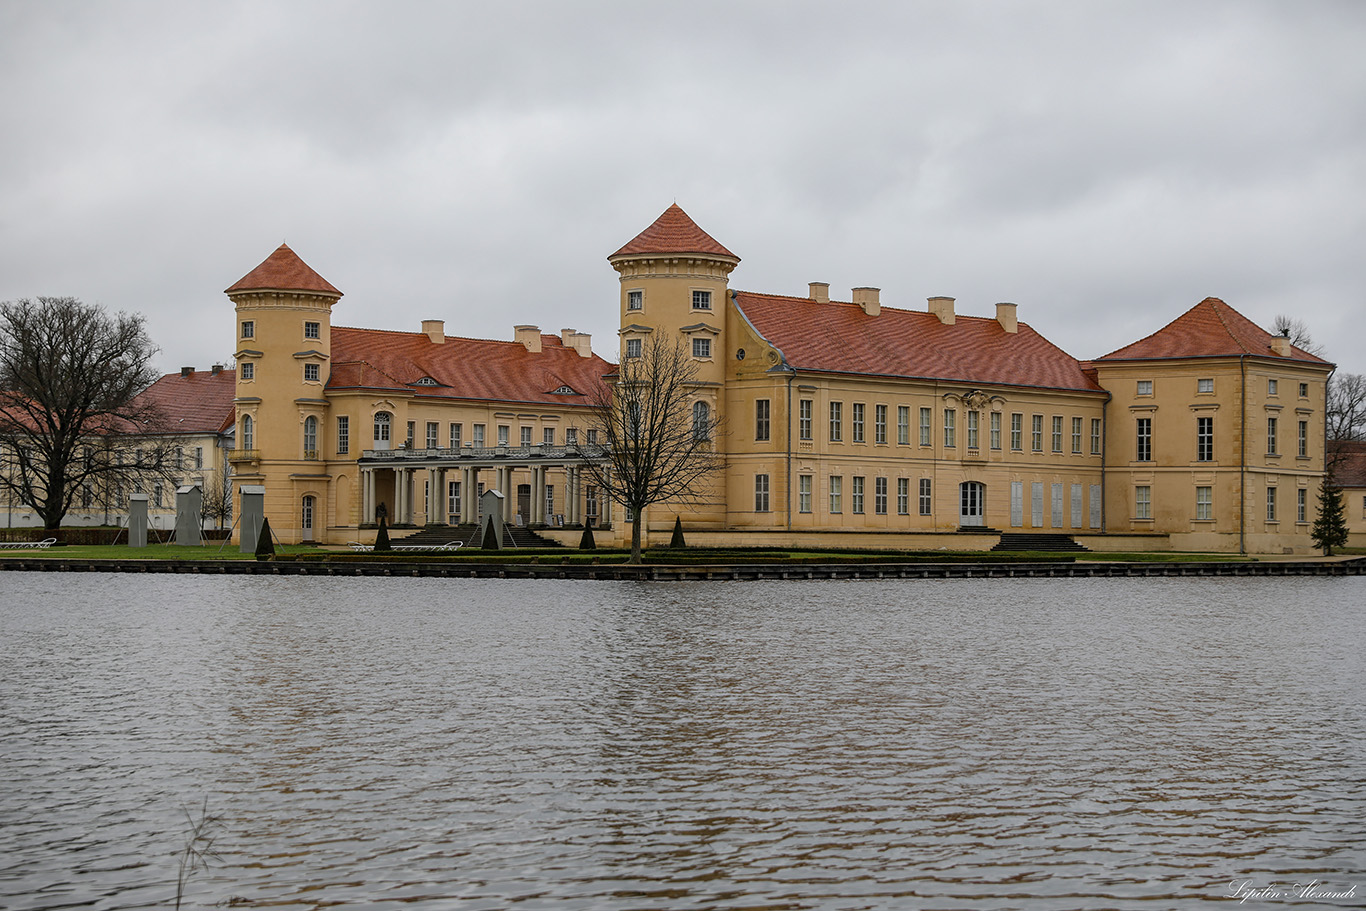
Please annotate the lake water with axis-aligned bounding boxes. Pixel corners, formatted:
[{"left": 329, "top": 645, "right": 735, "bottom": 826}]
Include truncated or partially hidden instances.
[{"left": 1, "top": 572, "right": 1363, "bottom": 910}]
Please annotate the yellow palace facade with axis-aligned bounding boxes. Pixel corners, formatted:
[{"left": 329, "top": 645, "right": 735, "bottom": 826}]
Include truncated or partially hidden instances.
[{"left": 226, "top": 205, "right": 1332, "bottom": 554}]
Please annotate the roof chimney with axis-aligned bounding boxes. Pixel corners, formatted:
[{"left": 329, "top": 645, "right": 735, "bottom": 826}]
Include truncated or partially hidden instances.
[
  {"left": 181, "top": 366, "right": 193, "bottom": 377},
  {"left": 422, "top": 319, "right": 445, "bottom": 344},
  {"left": 928, "top": 296, "right": 956, "bottom": 325},
  {"left": 996, "top": 302, "right": 1018, "bottom": 334},
  {"left": 852, "top": 287, "right": 880, "bottom": 317},
  {"left": 211, "top": 364, "right": 223, "bottom": 375},
  {"left": 809, "top": 282, "right": 830, "bottom": 303},
  {"left": 563, "top": 329, "right": 593, "bottom": 358},
  {"left": 515, "top": 325, "right": 542, "bottom": 353},
  {"left": 1270, "top": 334, "right": 1292, "bottom": 357}
]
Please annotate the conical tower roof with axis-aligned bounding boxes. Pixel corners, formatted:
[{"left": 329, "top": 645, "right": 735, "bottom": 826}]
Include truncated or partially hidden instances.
[
  {"left": 610, "top": 204, "right": 738, "bottom": 260},
  {"left": 226, "top": 243, "right": 342, "bottom": 296},
  {"left": 1097, "top": 297, "right": 1327, "bottom": 363}
]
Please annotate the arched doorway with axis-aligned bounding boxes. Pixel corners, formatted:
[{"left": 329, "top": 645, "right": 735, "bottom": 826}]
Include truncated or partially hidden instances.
[
  {"left": 960, "top": 482, "right": 985, "bottom": 527},
  {"left": 301, "top": 495, "right": 316, "bottom": 542}
]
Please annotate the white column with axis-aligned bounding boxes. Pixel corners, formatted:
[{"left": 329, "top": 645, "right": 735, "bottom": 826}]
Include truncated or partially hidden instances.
[
  {"left": 429, "top": 468, "right": 442, "bottom": 524},
  {"left": 500, "top": 467, "right": 513, "bottom": 522},
  {"left": 397, "top": 468, "right": 409, "bottom": 524},
  {"left": 532, "top": 467, "right": 544, "bottom": 524},
  {"left": 461, "top": 467, "right": 473, "bottom": 523}
]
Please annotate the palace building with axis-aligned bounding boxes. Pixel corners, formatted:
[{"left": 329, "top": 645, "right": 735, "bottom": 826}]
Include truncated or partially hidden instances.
[{"left": 221, "top": 205, "right": 1333, "bottom": 554}]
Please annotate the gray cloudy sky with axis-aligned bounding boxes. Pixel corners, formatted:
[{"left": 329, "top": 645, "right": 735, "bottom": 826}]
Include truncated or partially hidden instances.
[{"left": 3, "top": 0, "right": 1364, "bottom": 377}]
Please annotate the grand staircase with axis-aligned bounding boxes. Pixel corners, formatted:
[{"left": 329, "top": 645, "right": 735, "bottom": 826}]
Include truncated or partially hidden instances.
[
  {"left": 389, "top": 523, "right": 563, "bottom": 549},
  {"left": 991, "top": 533, "right": 1090, "bottom": 553}
]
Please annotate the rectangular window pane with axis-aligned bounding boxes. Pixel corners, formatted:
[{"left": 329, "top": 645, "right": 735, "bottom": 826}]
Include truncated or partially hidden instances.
[
  {"left": 875, "top": 404, "right": 887, "bottom": 444},
  {"left": 450, "top": 423, "right": 462, "bottom": 447},
  {"left": 336, "top": 416, "right": 349, "bottom": 455},
  {"left": 874, "top": 477, "right": 887, "bottom": 515},
  {"left": 799, "top": 475, "right": 812, "bottom": 513},
  {"left": 852, "top": 403, "right": 865, "bottom": 443},
  {"left": 754, "top": 474, "right": 770, "bottom": 512},
  {"left": 1011, "top": 413, "right": 1022, "bottom": 451},
  {"left": 830, "top": 402, "right": 842, "bottom": 441},
  {"left": 1266, "top": 486, "right": 1277, "bottom": 521},
  {"left": 1196, "top": 486, "right": 1212, "bottom": 520},
  {"left": 1071, "top": 417, "right": 1082, "bottom": 454},
  {"left": 1051, "top": 416, "right": 1063, "bottom": 452},
  {"left": 852, "top": 476, "right": 865, "bottom": 514},
  {"left": 543, "top": 427, "right": 555, "bottom": 445},
  {"left": 755, "top": 399, "right": 771, "bottom": 441},
  {"left": 898, "top": 405, "right": 910, "bottom": 445},
  {"left": 967, "top": 410, "right": 979, "bottom": 449},
  {"left": 829, "top": 475, "right": 842, "bottom": 513},
  {"left": 693, "top": 290, "right": 712, "bottom": 310},
  {"left": 990, "top": 412, "right": 1001, "bottom": 450},
  {"left": 473, "top": 424, "right": 485, "bottom": 446},
  {"left": 799, "top": 399, "right": 812, "bottom": 440},
  {"left": 897, "top": 478, "right": 909, "bottom": 515},
  {"left": 1091, "top": 418, "right": 1102, "bottom": 455},
  {"left": 1135, "top": 485, "right": 1151, "bottom": 519},
  {"left": 428, "top": 422, "right": 440, "bottom": 449},
  {"left": 692, "top": 337, "right": 711, "bottom": 358},
  {"left": 1136, "top": 418, "right": 1152, "bottom": 461},
  {"left": 1298, "top": 420, "right": 1308, "bottom": 458},
  {"left": 1267, "top": 417, "right": 1278, "bottom": 455},
  {"left": 1032, "top": 414, "right": 1043, "bottom": 452},
  {"left": 943, "top": 409, "right": 956, "bottom": 448},
  {"left": 1298, "top": 488, "right": 1307, "bottom": 522},
  {"left": 919, "top": 478, "right": 932, "bottom": 516},
  {"left": 520, "top": 426, "right": 532, "bottom": 446},
  {"left": 1197, "top": 416, "right": 1213, "bottom": 461},
  {"left": 919, "top": 407, "right": 932, "bottom": 446}
]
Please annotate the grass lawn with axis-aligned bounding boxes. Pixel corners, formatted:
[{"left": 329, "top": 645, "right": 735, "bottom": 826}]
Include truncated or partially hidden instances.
[{"left": 7, "top": 543, "right": 332, "bottom": 561}]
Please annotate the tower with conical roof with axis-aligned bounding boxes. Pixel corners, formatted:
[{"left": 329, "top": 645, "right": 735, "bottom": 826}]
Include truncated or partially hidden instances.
[
  {"left": 608, "top": 204, "right": 739, "bottom": 389},
  {"left": 225, "top": 243, "right": 342, "bottom": 542},
  {"left": 608, "top": 205, "right": 740, "bottom": 535}
]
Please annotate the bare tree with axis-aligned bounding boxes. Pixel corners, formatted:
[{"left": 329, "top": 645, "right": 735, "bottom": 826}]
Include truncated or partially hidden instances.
[
  {"left": 0, "top": 297, "right": 177, "bottom": 529},
  {"left": 1271, "top": 314, "right": 1325, "bottom": 357},
  {"left": 198, "top": 463, "right": 234, "bottom": 530},
  {"left": 580, "top": 332, "right": 721, "bottom": 563}
]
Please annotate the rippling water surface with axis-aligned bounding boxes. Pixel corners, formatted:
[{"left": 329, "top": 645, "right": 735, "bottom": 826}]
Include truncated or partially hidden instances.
[{"left": 1, "top": 573, "right": 1363, "bottom": 910}]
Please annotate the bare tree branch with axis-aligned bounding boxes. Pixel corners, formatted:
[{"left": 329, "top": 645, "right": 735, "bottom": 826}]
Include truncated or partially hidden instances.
[
  {"left": 1, "top": 296, "right": 178, "bottom": 529},
  {"left": 578, "top": 332, "right": 721, "bottom": 562}
]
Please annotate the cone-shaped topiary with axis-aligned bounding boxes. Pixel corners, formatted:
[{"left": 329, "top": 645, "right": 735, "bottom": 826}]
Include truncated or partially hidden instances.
[
  {"left": 669, "top": 516, "right": 686, "bottom": 548},
  {"left": 374, "top": 515, "right": 392, "bottom": 551},
  {"left": 254, "top": 516, "right": 275, "bottom": 561},
  {"left": 481, "top": 515, "right": 500, "bottom": 550},
  {"left": 579, "top": 521, "right": 596, "bottom": 550}
]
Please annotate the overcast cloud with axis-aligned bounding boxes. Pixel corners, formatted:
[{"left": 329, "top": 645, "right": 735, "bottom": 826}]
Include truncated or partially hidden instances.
[{"left": 2, "top": 0, "right": 1363, "bottom": 376}]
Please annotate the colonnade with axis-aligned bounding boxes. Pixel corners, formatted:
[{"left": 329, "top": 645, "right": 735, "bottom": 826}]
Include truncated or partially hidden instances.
[{"left": 359, "top": 462, "right": 606, "bottom": 527}]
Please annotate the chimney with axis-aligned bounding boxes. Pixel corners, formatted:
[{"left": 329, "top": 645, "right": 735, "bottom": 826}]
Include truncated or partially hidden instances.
[
  {"left": 422, "top": 319, "right": 446, "bottom": 344},
  {"left": 515, "top": 325, "right": 541, "bottom": 353},
  {"left": 809, "top": 282, "right": 830, "bottom": 303},
  {"left": 564, "top": 330, "right": 593, "bottom": 358},
  {"left": 181, "top": 366, "right": 193, "bottom": 377},
  {"left": 1270, "top": 333, "right": 1292, "bottom": 357},
  {"left": 210, "top": 364, "right": 223, "bottom": 376},
  {"left": 852, "top": 287, "right": 880, "bottom": 317},
  {"left": 996, "top": 302, "right": 1018, "bottom": 334},
  {"left": 928, "top": 296, "right": 956, "bottom": 325}
]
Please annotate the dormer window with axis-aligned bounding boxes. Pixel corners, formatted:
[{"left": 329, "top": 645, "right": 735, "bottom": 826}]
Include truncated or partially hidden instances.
[
  {"left": 551, "top": 384, "right": 577, "bottom": 395},
  {"left": 413, "top": 377, "right": 438, "bottom": 386},
  {"left": 692, "top": 290, "right": 712, "bottom": 310},
  {"left": 627, "top": 290, "right": 643, "bottom": 311}
]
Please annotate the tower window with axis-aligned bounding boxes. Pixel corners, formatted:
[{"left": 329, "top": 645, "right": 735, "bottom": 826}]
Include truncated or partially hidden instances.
[
  {"left": 241, "top": 320, "right": 254, "bottom": 339},
  {"left": 692, "top": 337, "right": 711, "bottom": 359},
  {"left": 304, "top": 363, "right": 320, "bottom": 382},
  {"left": 627, "top": 290, "right": 643, "bottom": 311},
  {"left": 304, "top": 321, "right": 320, "bottom": 339},
  {"left": 240, "top": 363, "right": 254, "bottom": 380},
  {"left": 692, "top": 290, "right": 712, "bottom": 310},
  {"left": 626, "top": 339, "right": 642, "bottom": 359}
]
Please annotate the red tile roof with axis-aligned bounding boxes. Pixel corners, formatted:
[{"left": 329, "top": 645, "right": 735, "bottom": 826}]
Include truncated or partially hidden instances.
[
  {"left": 1333, "top": 440, "right": 1366, "bottom": 489},
  {"left": 610, "top": 204, "right": 739, "bottom": 260},
  {"left": 226, "top": 243, "right": 342, "bottom": 297},
  {"left": 734, "top": 292, "right": 1104, "bottom": 393},
  {"left": 1096, "top": 297, "right": 1330, "bottom": 363},
  {"left": 328, "top": 328, "right": 614, "bottom": 407},
  {"left": 136, "top": 368, "right": 237, "bottom": 434}
]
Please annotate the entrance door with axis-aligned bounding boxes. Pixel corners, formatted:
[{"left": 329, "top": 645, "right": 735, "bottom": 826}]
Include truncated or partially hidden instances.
[
  {"left": 373, "top": 412, "right": 391, "bottom": 451},
  {"left": 517, "top": 484, "right": 532, "bottom": 524},
  {"left": 960, "top": 482, "right": 985, "bottom": 527},
  {"left": 301, "top": 495, "right": 316, "bottom": 542}
]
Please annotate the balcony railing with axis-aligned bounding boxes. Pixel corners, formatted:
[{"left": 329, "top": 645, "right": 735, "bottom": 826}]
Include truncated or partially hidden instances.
[
  {"left": 226, "top": 448, "right": 260, "bottom": 462},
  {"left": 361, "top": 443, "right": 609, "bottom": 461}
]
